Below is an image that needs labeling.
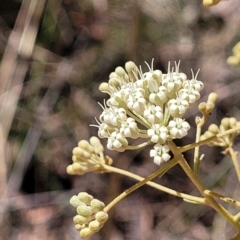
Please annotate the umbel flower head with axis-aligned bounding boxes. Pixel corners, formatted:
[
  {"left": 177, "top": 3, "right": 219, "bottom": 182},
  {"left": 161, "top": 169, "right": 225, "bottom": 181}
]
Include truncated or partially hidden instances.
[
  {"left": 93, "top": 60, "right": 204, "bottom": 165},
  {"left": 70, "top": 192, "right": 108, "bottom": 238}
]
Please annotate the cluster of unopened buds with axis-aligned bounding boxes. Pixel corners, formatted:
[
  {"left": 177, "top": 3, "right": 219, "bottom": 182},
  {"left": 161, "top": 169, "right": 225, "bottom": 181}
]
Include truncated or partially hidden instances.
[
  {"left": 200, "top": 117, "right": 240, "bottom": 147},
  {"left": 66, "top": 136, "right": 112, "bottom": 175},
  {"left": 70, "top": 192, "right": 108, "bottom": 238},
  {"left": 93, "top": 60, "right": 204, "bottom": 165}
]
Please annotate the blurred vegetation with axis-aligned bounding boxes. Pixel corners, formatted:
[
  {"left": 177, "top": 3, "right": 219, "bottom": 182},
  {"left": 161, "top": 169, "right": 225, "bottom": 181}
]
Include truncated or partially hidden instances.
[{"left": 1, "top": 0, "right": 240, "bottom": 239}]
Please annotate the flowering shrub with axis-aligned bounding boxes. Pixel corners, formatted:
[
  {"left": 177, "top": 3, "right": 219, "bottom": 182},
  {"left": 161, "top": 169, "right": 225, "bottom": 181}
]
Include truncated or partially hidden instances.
[
  {"left": 67, "top": 59, "right": 240, "bottom": 239},
  {"left": 67, "top": 1, "right": 240, "bottom": 238}
]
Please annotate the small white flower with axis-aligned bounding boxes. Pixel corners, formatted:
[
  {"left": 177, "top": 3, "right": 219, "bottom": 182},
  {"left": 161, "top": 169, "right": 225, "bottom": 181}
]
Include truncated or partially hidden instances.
[
  {"left": 149, "top": 86, "right": 168, "bottom": 105},
  {"left": 162, "top": 72, "right": 182, "bottom": 93},
  {"left": 168, "top": 118, "right": 190, "bottom": 139},
  {"left": 144, "top": 104, "right": 163, "bottom": 124},
  {"left": 120, "top": 118, "right": 139, "bottom": 139},
  {"left": 107, "top": 131, "right": 128, "bottom": 152},
  {"left": 147, "top": 124, "right": 168, "bottom": 143},
  {"left": 179, "top": 81, "right": 201, "bottom": 104},
  {"left": 98, "top": 123, "right": 112, "bottom": 138},
  {"left": 127, "top": 93, "right": 146, "bottom": 114},
  {"left": 168, "top": 97, "right": 189, "bottom": 117},
  {"left": 150, "top": 144, "right": 171, "bottom": 165}
]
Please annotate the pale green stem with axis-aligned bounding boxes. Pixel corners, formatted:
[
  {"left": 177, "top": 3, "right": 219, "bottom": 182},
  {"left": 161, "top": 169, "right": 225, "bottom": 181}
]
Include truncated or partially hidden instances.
[
  {"left": 137, "top": 133, "right": 149, "bottom": 138},
  {"left": 228, "top": 146, "right": 240, "bottom": 182},
  {"left": 126, "top": 109, "right": 151, "bottom": 128},
  {"left": 180, "top": 125, "right": 240, "bottom": 153},
  {"left": 104, "top": 165, "right": 206, "bottom": 205},
  {"left": 168, "top": 140, "right": 240, "bottom": 233},
  {"left": 193, "top": 117, "right": 205, "bottom": 173},
  {"left": 204, "top": 189, "right": 240, "bottom": 207},
  {"left": 104, "top": 157, "right": 178, "bottom": 212},
  {"left": 125, "top": 140, "right": 152, "bottom": 150}
]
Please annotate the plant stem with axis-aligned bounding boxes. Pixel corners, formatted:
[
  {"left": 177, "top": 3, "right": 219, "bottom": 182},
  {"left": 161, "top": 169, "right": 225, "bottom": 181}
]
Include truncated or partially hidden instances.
[
  {"left": 104, "top": 165, "right": 206, "bottom": 205},
  {"left": 228, "top": 146, "right": 240, "bottom": 182},
  {"left": 104, "top": 157, "right": 178, "bottom": 212},
  {"left": 180, "top": 125, "right": 240, "bottom": 153},
  {"left": 193, "top": 117, "right": 204, "bottom": 173},
  {"left": 168, "top": 140, "right": 240, "bottom": 233}
]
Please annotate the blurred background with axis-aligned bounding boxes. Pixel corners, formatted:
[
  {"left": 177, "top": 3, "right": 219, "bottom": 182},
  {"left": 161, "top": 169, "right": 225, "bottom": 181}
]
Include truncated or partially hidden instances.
[{"left": 1, "top": 0, "right": 240, "bottom": 239}]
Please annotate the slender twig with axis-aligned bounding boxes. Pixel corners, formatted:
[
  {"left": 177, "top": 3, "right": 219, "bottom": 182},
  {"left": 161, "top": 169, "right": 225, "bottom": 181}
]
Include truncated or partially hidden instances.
[{"left": 104, "top": 165, "right": 206, "bottom": 205}]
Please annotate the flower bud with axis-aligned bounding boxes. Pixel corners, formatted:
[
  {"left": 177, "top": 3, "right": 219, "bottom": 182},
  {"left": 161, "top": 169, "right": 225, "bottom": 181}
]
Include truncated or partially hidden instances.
[
  {"left": 73, "top": 215, "right": 89, "bottom": 224},
  {"left": 115, "top": 66, "right": 126, "bottom": 76},
  {"left": 89, "top": 220, "right": 101, "bottom": 231},
  {"left": 99, "top": 82, "right": 110, "bottom": 93},
  {"left": 207, "top": 92, "right": 218, "bottom": 105},
  {"left": 77, "top": 205, "right": 93, "bottom": 217},
  {"left": 78, "top": 192, "right": 94, "bottom": 205},
  {"left": 66, "top": 165, "right": 75, "bottom": 175},
  {"left": 198, "top": 102, "right": 206, "bottom": 113},
  {"left": 95, "top": 211, "right": 108, "bottom": 223},
  {"left": 208, "top": 124, "right": 219, "bottom": 134},
  {"left": 78, "top": 140, "right": 94, "bottom": 153},
  {"left": 80, "top": 227, "right": 93, "bottom": 238},
  {"left": 91, "top": 199, "right": 105, "bottom": 212},
  {"left": 221, "top": 118, "right": 230, "bottom": 130},
  {"left": 70, "top": 195, "right": 83, "bottom": 208},
  {"left": 90, "top": 137, "right": 104, "bottom": 153},
  {"left": 125, "top": 61, "right": 138, "bottom": 81}
]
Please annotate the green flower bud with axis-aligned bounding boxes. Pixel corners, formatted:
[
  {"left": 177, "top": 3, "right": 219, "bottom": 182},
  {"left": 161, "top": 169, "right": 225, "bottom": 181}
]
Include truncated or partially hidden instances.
[
  {"left": 115, "top": 67, "right": 126, "bottom": 77},
  {"left": 72, "top": 163, "right": 84, "bottom": 172},
  {"left": 73, "top": 215, "right": 89, "bottom": 224},
  {"left": 75, "top": 224, "right": 85, "bottom": 231},
  {"left": 89, "top": 220, "right": 101, "bottom": 231},
  {"left": 198, "top": 102, "right": 206, "bottom": 113},
  {"left": 77, "top": 205, "right": 93, "bottom": 217},
  {"left": 99, "top": 82, "right": 110, "bottom": 94},
  {"left": 78, "top": 192, "right": 94, "bottom": 205},
  {"left": 204, "top": 131, "right": 215, "bottom": 138},
  {"left": 73, "top": 147, "right": 91, "bottom": 158},
  {"left": 80, "top": 227, "right": 93, "bottom": 238},
  {"left": 90, "top": 199, "right": 105, "bottom": 212},
  {"left": 109, "top": 78, "right": 121, "bottom": 89},
  {"left": 208, "top": 124, "right": 219, "bottom": 134},
  {"left": 95, "top": 211, "right": 108, "bottom": 223},
  {"left": 78, "top": 140, "right": 94, "bottom": 153},
  {"left": 66, "top": 165, "right": 75, "bottom": 175},
  {"left": 221, "top": 118, "right": 230, "bottom": 130},
  {"left": 70, "top": 195, "right": 83, "bottom": 208},
  {"left": 90, "top": 137, "right": 104, "bottom": 153},
  {"left": 207, "top": 92, "right": 218, "bottom": 105},
  {"left": 109, "top": 72, "right": 118, "bottom": 78},
  {"left": 125, "top": 61, "right": 138, "bottom": 81}
]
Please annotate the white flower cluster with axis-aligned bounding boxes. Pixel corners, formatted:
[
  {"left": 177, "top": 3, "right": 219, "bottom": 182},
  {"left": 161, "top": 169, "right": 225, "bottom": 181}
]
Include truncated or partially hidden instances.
[
  {"left": 70, "top": 192, "right": 108, "bottom": 238},
  {"left": 95, "top": 60, "right": 204, "bottom": 165}
]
